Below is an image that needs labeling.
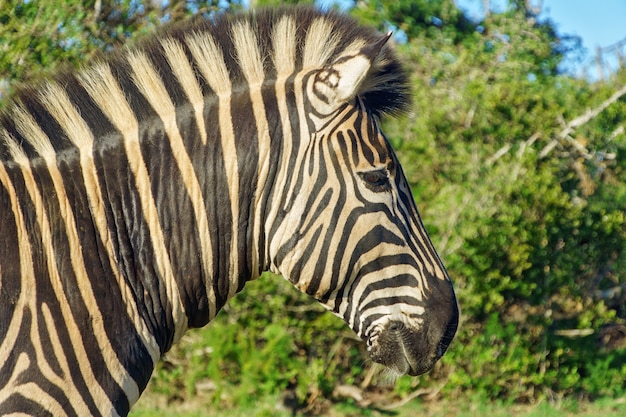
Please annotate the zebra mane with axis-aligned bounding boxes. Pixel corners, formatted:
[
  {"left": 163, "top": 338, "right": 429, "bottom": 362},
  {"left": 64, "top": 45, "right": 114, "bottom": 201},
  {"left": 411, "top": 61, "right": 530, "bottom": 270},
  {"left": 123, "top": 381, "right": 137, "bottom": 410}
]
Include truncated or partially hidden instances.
[
  {"left": 0, "top": 6, "right": 409, "bottom": 162},
  {"left": 165, "top": 6, "right": 409, "bottom": 114}
]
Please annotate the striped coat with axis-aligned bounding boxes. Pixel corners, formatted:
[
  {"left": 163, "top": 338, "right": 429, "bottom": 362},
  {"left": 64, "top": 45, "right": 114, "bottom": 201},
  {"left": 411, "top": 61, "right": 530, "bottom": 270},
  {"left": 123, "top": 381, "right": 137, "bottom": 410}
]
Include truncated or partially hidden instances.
[{"left": 0, "top": 6, "right": 458, "bottom": 416}]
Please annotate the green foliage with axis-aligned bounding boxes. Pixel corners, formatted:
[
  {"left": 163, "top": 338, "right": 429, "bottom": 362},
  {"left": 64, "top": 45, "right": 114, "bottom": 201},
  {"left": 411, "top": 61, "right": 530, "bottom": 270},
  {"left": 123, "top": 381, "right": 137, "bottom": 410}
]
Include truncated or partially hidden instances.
[
  {"left": 150, "top": 274, "right": 370, "bottom": 410},
  {"left": 351, "top": 0, "right": 475, "bottom": 42},
  {"left": 2, "top": 0, "right": 626, "bottom": 413},
  {"left": 0, "top": 0, "right": 243, "bottom": 101},
  {"left": 375, "top": 0, "right": 626, "bottom": 404}
]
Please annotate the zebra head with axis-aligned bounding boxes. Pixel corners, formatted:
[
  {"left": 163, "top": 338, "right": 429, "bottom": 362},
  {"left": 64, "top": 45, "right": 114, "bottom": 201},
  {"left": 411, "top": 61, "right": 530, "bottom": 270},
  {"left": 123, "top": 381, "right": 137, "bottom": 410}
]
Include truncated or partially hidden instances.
[{"left": 267, "top": 26, "right": 458, "bottom": 376}]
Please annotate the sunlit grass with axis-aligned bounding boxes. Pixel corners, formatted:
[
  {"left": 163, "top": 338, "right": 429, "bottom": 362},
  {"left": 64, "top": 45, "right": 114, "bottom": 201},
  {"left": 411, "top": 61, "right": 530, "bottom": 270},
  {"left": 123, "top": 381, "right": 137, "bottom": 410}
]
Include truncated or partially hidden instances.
[{"left": 131, "top": 393, "right": 626, "bottom": 417}]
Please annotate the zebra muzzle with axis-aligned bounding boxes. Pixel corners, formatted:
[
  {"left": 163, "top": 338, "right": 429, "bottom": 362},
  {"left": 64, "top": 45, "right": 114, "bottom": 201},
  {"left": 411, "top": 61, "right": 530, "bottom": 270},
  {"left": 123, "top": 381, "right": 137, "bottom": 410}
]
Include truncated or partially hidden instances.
[{"left": 368, "top": 316, "right": 456, "bottom": 376}]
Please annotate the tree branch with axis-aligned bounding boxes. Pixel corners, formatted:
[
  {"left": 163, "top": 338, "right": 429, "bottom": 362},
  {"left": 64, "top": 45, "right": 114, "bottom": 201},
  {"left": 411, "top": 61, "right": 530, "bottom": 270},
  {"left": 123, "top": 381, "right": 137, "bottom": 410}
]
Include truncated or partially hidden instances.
[{"left": 540, "top": 84, "right": 626, "bottom": 158}]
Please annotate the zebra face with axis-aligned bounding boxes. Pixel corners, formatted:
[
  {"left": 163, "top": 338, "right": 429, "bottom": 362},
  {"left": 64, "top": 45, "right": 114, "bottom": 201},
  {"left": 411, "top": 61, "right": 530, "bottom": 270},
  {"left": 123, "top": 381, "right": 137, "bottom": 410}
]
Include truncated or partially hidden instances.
[
  {"left": 268, "top": 40, "right": 458, "bottom": 376},
  {"left": 317, "top": 103, "right": 457, "bottom": 377}
]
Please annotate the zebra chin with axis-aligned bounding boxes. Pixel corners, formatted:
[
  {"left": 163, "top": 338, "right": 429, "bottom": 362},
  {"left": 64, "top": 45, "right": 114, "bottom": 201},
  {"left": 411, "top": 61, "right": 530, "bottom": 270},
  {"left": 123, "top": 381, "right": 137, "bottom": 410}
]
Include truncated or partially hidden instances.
[{"left": 367, "top": 315, "right": 458, "bottom": 376}]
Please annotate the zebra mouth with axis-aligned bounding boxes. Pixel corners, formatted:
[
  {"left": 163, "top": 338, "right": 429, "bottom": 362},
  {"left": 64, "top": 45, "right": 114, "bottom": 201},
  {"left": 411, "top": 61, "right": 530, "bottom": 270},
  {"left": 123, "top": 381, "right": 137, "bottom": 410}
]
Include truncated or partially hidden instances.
[{"left": 368, "top": 320, "right": 450, "bottom": 376}]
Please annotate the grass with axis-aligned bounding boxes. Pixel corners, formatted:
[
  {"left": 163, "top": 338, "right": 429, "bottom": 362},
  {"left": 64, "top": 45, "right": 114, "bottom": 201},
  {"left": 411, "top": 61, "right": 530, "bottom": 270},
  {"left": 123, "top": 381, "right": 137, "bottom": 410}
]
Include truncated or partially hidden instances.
[
  {"left": 131, "top": 389, "right": 626, "bottom": 417},
  {"left": 130, "top": 392, "right": 293, "bottom": 417}
]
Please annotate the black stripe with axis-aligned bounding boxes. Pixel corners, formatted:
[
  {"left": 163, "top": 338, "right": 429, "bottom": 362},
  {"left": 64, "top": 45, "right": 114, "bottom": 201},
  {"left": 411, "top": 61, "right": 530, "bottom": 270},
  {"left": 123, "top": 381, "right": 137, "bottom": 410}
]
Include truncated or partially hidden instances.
[
  {"left": 143, "top": 112, "right": 211, "bottom": 328},
  {"left": 34, "top": 306, "right": 102, "bottom": 417},
  {"left": 361, "top": 294, "right": 423, "bottom": 312},
  {"left": 256, "top": 83, "right": 284, "bottom": 271},
  {"left": 0, "top": 176, "right": 21, "bottom": 345},
  {"left": 14, "top": 90, "right": 74, "bottom": 156},
  {"left": 93, "top": 131, "right": 174, "bottom": 354},
  {"left": 203, "top": 102, "right": 232, "bottom": 311},
  {"left": 1, "top": 394, "right": 53, "bottom": 416},
  {"left": 232, "top": 90, "right": 259, "bottom": 291}
]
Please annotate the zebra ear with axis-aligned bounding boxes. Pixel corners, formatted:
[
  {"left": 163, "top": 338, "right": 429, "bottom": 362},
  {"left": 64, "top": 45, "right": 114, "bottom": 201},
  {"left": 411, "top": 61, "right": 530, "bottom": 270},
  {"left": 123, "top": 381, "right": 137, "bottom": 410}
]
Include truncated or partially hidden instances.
[{"left": 313, "top": 33, "right": 392, "bottom": 113}]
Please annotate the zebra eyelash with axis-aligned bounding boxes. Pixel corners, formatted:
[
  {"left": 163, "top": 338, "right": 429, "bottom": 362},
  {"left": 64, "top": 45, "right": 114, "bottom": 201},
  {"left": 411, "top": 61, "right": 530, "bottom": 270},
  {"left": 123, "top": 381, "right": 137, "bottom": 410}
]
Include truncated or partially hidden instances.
[{"left": 358, "top": 168, "right": 391, "bottom": 192}]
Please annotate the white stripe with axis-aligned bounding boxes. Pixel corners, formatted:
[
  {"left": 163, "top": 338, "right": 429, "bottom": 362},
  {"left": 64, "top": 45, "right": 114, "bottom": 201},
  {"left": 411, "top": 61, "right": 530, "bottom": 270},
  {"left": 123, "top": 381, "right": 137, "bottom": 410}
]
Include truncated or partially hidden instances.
[
  {"left": 0, "top": 151, "right": 40, "bottom": 408},
  {"left": 272, "top": 15, "right": 296, "bottom": 76},
  {"left": 266, "top": 16, "right": 297, "bottom": 266},
  {"left": 0, "top": 134, "right": 34, "bottom": 366},
  {"left": 160, "top": 38, "right": 208, "bottom": 145},
  {"left": 231, "top": 21, "right": 265, "bottom": 86},
  {"left": 302, "top": 17, "right": 341, "bottom": 68},
  {"left": 17, "top": 95, "right": 146, "bottom": 405}
]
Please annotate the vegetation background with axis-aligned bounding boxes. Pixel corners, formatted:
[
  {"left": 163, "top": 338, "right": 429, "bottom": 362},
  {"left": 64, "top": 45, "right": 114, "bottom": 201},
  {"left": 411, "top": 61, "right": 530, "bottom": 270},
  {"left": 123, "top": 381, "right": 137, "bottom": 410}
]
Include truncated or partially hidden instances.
[{"left": 1, "top": 0, "right": 625, "bottom": 415}]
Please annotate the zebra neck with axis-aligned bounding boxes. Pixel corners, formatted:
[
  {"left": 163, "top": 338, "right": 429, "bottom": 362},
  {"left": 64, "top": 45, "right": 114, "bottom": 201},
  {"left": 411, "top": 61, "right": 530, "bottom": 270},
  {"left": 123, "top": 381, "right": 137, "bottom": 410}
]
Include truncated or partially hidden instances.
[{"left": 99, "top": 96, "right": 273, "bottom": 350}]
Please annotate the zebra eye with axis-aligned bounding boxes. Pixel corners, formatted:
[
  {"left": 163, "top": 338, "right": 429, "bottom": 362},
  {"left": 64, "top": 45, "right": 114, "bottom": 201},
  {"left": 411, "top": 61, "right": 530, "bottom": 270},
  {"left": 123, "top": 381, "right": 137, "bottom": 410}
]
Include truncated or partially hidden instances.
[{"left": 358, "top": 169, "right": 391, "bottom": 192}]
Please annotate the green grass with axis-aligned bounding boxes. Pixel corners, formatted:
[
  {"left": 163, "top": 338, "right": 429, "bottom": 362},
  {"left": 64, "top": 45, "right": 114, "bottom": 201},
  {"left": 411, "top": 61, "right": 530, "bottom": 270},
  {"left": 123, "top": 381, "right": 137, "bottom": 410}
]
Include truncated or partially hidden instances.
[
  {"left": 130, "top": 392, "right": 293, "bottom": 417},
  {"left": 131, "top": 391, "right": 626, "bottom": 417}
]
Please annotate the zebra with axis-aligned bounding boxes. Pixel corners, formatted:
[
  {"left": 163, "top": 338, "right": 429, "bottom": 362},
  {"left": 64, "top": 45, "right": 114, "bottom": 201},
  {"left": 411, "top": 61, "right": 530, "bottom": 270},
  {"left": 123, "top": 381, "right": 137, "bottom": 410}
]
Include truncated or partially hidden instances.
[{"left": 0, "top": 5, "right": 458, "bottom": 416}]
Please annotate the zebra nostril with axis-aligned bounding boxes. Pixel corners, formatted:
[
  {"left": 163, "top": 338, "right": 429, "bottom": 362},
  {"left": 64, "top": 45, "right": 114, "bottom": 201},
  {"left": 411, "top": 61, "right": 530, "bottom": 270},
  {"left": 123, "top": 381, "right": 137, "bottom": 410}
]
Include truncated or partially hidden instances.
[{"left": 387, "top": 321, "right": 405, "bottom": 332}]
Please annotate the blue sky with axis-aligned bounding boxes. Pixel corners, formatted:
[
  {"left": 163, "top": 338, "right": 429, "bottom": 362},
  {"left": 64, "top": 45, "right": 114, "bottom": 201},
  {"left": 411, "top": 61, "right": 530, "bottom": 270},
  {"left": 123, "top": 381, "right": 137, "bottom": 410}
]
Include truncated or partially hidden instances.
[
  {"left": 455, "top": 0, "right": 626, "bottom": 78},
  {"left": 540, "top": 0, "right": 626, "bottom": 51}
]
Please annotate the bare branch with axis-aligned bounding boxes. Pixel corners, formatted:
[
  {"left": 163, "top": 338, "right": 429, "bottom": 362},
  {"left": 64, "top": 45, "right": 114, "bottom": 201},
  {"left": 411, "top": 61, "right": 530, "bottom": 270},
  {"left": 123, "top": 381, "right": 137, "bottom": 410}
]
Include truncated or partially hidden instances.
[
  {"left": 485, "top": 144, "right": 512, "bottom": 166},
  {"left": 554, "top": 329, "right": 595, "bottom": 338},
  {"left": 93, "top": 0, "right": 102, "bottom": 21},
  {"left": 484, "top": 132, "right": 540, "bottom": 167},
  {"left": 609, "top": 125, "right": 624, "bottom": 141},
  {"left": 540, "top": 84, "right": 626, "bottom": 158},
  {"left": 568, "top": 84, "right": 626, "bottom": 130}
]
